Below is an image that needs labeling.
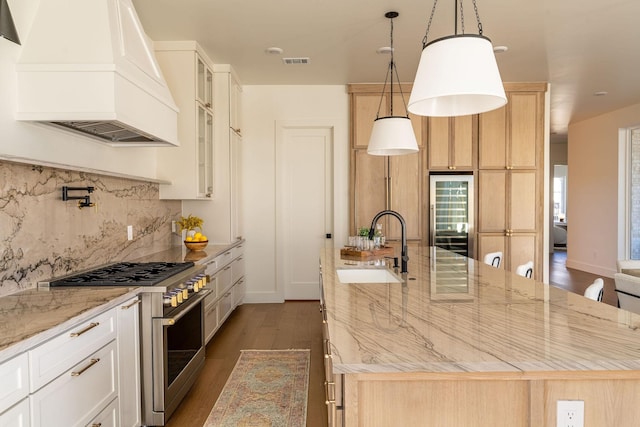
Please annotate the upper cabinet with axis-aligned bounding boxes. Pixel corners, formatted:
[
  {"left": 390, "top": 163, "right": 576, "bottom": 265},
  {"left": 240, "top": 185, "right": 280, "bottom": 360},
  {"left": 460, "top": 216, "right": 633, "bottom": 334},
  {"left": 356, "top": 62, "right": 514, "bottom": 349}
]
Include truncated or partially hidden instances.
[
  {"left": 183, "top": 64, "right": 244, "bottom": 244},
  {"left": 427, "top": 115, "right": 476, "bottom": 171},
  {"left": 479, "top": 87, "right": 545, "bottom": 170},
  {"left": 155, "top": 41, "right": 215, "bottom": 200}
]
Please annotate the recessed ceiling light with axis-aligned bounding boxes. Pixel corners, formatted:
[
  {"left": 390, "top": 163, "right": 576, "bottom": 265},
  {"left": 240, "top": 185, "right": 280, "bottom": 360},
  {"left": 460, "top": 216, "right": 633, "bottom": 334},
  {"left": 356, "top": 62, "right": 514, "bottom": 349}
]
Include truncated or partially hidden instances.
[
  {"left": 593, "top": 91, "right": 608, "bottom": 96},
  {"left": 376, "top": 46, "right": 393, "bottom": 54},
  {"left": 265, "top": 47, "right": 283, "bottom": 55},
  {"left": 493, "top": 45, "right": 508, "bottom": 53}
]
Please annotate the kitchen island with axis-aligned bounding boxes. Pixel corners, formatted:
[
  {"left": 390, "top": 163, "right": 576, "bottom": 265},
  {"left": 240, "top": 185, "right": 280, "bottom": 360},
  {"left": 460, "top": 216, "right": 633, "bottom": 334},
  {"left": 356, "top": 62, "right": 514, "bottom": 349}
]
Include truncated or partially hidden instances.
[{"left": 320, "top": 246, "right": 640, "bottom": 426}]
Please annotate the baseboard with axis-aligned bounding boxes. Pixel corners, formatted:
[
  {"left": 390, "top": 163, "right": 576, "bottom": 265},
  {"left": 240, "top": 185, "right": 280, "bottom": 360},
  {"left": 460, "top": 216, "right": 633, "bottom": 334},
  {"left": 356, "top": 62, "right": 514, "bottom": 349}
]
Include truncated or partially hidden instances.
[
  {"left": 565, "top": 258, "right": 616, "bottom": 279},
  {"left": 242, "top": 291, "right": 284, "bottom": 304}
]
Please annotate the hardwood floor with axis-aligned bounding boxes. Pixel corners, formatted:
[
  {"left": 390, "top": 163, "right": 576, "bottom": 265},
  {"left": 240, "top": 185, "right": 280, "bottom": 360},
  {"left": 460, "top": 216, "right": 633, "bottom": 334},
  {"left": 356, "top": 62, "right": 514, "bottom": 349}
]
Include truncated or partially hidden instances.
[
  {"left": 548, "top": 250, "right": 617, "bottom": 307},
  {"left": 165, "top": 252, "right": 616, "bottom": 427},
  {"left": 165, "top": 301, "right": 327, "bottom": 427}
]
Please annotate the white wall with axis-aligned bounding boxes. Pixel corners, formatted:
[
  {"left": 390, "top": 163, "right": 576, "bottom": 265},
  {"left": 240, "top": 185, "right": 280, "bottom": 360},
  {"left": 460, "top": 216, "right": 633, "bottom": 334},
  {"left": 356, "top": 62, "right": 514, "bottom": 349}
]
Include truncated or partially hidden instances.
[
  {"left": 241, "top": 85, "right": 349, "bottom": 303},
  {"left": 0, "top": 0, "right": 160, "bottom": 180},
  {"left": 567, "top": 102, "right": 640, "bottom": 277}
]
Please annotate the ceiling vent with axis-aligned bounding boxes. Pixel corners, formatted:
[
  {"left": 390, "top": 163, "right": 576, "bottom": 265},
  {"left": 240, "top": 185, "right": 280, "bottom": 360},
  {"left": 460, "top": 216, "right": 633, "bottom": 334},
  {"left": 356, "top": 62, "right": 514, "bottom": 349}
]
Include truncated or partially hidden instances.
[{"left": 282, "top": 57, "right": 310, "bottom": 65}]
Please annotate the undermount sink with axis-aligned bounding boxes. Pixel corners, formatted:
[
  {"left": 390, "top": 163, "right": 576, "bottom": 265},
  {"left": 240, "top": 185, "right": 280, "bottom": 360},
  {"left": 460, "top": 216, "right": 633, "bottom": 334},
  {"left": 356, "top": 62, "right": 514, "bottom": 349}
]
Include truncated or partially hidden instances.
[{"left": 336, "top": 268, "right": 401, "bottom": 284}]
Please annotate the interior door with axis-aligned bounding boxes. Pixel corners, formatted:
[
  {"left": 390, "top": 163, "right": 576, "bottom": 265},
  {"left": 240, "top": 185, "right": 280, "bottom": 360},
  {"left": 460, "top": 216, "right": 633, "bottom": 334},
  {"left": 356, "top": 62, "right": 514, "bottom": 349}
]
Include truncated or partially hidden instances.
[{"left": 277, "top": 123, "right": 334, "bottom": 300}]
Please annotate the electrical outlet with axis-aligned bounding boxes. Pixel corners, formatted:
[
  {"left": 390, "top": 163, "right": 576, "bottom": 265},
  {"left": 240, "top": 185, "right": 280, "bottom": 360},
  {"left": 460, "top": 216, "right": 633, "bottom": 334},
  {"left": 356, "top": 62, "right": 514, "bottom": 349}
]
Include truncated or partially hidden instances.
[
  {"left": 127, "top": 225, "right": 133, "bottom": 241},
  {"left": 557, "top": 400, "right": 584, "bottom": 427},
  {"left": 171, "top": 221, "right": 177, "bottom": 233}
]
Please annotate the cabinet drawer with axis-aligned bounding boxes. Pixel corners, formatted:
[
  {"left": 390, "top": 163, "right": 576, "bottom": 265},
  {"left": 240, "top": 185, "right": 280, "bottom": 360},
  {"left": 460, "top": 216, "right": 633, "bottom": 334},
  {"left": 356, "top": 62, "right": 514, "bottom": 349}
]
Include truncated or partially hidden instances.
[
  {"left": 29, "top": 308, "right": 116, "bottom": 392},
  {"left": 217, "top": 250, "right": 233, "bottom": 270},
  {"left": 0, "top": 353, "right": 28, "bottom": 413},
  {"left": 233, "top": 278, "right": 245, "bottom": 306},
  {"left": 0, "top": 397, "right": 29, "bottom": 427},
  {"left": 30, "top": 341, "right": 118, "bottom": 427},
  {"left": 231, "top": 243, "right": 244, "bottom": 259},
  {"left": 231, "top": 256, "right": 245, "bottom": 285},
  {"left": 204, "top": 298, "right": 218, "bottom": 344},
  {"left": 87, "top": 397, "right": 118, "bottom": 427},
  {"left": 217, "top": 291, "right": 234, "bottom": 323},
  {"left": 216, "top": 264, "right": 233, "bottom": 296}
]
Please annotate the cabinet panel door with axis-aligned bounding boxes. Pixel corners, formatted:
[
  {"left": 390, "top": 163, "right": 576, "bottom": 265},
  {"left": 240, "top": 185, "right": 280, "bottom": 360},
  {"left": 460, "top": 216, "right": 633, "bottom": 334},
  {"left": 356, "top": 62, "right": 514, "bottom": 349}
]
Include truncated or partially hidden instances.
[
  {"left": 478, "top": 171, "right": 506, "bottom": 232},
  {"left": 509, "top": 93, "right": 539, "bottom": 168},
  {"left": 117, "top": 297, "right": 141, "bottom": 427},
  {"left": 478, "top": 105, "right": 507, "bottom": 168},
  {"left": 477, "top": 233, "right": 506, "bottom": 269},
  {"left": 389, "top": 152, "right": 421, "bottom": 240},
  {"left": 509, "top": 171, "right": 537, "bottom": 231},
  {"left": 452, "top": 115, "right": 474, "bottom": 169},
  {"left": 353, "top": 94, "right": 387, "bottom": 148},
  {"left": 353, "top": 150, "right": 386, "bottom": 234},
  {"left": 427, "top": 117, "right": 450, "bottom": 169},
  {"left": 508, "top": 233, "right": 537, "bottom": 276}
]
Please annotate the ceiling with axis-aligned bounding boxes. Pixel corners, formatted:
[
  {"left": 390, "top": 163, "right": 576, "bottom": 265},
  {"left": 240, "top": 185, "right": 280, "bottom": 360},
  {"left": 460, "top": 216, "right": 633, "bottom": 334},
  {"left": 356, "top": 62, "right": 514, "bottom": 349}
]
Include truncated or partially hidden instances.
[{"left": 132, "top": 0, "right": 640, "bottom": 143}]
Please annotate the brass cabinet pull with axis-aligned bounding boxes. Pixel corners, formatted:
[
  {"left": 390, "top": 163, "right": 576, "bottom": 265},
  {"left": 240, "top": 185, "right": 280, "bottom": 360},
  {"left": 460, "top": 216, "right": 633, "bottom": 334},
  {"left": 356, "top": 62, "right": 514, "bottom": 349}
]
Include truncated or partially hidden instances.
[
  {"left": 71, "top": 358, "right": 100, "bottom": 377},
  {"left": 70, "top": 322, "right": 99, "bottom": 337},
  {"left": 121, "top": 298, "right": 141, "bottom": 310},
  {"left": 91, "top": 424, "right": 102, "bottom": 427}
]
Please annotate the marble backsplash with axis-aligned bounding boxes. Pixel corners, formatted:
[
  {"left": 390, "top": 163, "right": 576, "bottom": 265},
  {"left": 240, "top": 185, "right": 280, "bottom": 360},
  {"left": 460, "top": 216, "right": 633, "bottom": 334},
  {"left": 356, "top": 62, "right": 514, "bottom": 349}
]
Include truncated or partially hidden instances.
[{"left": 0, "top": 160, "right": 182, "bottom": 296}]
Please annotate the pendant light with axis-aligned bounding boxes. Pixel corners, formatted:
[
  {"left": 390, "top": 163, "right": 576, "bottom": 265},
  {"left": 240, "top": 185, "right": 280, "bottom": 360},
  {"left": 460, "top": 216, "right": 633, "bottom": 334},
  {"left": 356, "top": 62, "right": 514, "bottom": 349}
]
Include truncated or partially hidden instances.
[
  {"left": 408, "top": 0, "right": 506, "bottom": 117},
  {"left": 367, "top": 11, "right": 419, "bottom": 156},
  {"left": 0, "top": 0, "right": 20, "bottom": 45}
]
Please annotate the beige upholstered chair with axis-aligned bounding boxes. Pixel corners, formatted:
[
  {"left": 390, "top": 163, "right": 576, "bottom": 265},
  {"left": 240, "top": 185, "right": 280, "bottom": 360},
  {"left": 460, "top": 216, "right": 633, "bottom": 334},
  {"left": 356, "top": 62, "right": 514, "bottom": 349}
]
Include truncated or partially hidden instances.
[
  {"left": 515, "top": 261, "right": 534, "bottom": 279},
  {"left": 483, "top": 251, "right": 502, "bottom": 268},
  {"left": 583, "top": 278, "right": 604, "bottom": 302},
  {"left": 614, "top": 273, "right": 640, "bottom": 314},
  {"left": 617, "top": 259, "right": 640, "bottom": 274}
]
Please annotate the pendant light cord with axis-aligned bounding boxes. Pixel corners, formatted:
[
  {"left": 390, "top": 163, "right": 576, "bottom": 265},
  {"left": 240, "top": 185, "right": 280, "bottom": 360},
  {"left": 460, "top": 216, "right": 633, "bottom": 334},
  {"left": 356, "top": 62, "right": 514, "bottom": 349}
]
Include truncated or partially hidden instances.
[{"left": 375, "top": 13, "right": 411, "bottom": 120}]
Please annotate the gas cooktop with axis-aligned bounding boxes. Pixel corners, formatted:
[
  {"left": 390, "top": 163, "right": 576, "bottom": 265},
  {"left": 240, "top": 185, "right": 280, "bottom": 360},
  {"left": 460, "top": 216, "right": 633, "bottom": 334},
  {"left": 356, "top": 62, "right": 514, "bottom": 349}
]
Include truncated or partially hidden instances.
[{"left": 46, "top": 262, "right": 195, "bottom": 287}]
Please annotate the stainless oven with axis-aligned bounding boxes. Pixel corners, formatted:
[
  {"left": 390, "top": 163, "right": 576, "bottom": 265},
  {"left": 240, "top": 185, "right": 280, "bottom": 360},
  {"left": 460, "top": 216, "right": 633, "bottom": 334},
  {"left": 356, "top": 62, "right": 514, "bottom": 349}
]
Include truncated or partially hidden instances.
[{"left": 41, "top": 261, "right": 209, "bottom": 426}]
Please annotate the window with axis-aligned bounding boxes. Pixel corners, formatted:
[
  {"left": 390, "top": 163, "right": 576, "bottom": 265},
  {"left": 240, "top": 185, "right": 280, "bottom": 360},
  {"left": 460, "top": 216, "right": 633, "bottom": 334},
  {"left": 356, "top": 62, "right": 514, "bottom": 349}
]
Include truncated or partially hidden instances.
[
  {"left": 553, "top": 165, "right": 567, "bottom": 222},
  {"left": 630, "top": 128, "right": 640, "bottom": 258}
]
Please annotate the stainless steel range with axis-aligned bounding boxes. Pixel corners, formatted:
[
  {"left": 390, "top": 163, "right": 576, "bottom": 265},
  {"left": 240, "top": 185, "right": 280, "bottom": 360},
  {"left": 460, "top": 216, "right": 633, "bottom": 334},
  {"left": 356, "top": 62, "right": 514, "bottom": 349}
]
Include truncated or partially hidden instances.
[{"left": 40, "top": 261, "right": 209, "bottom": 426}]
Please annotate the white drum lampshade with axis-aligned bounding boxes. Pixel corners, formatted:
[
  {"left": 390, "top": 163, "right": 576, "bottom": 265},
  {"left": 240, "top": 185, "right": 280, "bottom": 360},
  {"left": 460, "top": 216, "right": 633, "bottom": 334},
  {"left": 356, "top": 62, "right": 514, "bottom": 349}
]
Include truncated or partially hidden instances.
[
  {"left": 408, "top": 34, "right": 506, "bottom": 117},
  {"left": 367, "top": 116, "right": 419, "bottom": 156}
]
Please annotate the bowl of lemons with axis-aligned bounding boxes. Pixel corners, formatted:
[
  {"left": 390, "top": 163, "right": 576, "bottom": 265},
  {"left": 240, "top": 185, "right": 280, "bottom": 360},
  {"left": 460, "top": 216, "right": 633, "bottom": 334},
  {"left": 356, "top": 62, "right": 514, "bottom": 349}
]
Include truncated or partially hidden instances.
[{"left": 184, "top": 232, "right": 208, "bottom": 251}]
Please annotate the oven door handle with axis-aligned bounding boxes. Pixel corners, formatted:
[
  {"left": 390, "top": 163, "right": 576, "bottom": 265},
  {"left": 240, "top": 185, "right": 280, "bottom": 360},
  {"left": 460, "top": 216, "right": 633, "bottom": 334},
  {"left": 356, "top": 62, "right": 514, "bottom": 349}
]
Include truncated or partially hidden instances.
[{"left": 158, "top": 288, "right": 212, "bottom": 326}]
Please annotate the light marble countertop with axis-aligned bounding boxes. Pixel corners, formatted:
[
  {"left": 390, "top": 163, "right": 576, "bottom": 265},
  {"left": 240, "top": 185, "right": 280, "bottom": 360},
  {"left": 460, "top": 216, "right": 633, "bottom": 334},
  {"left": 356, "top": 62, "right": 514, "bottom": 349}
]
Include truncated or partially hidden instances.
[
  {"left": 321, "top": 246, "right": 640, "bottom": 375},
  {"left": 0, "top": 240, "right": 243, "bottom": 364}
]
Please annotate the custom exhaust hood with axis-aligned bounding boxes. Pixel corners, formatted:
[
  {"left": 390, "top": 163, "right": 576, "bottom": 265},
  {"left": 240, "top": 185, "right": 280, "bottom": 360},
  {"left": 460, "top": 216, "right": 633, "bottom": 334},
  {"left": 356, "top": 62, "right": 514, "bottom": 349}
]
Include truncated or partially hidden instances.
[{"left": 16, "top": 0, "right": 179, "bottom": 147}]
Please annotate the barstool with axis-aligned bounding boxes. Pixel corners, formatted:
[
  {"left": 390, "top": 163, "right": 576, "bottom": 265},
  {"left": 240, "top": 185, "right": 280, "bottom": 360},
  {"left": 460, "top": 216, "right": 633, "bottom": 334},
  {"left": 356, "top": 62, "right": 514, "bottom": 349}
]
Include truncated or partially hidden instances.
[
  {"left": 515, "top": 261, "right": 534, "bottom": 278},
  {"left": 583, "top": 278, "right": 604, "bottom": 301},
  {"left": 483, "top": 251, "right": 502, "bottom": 268}
]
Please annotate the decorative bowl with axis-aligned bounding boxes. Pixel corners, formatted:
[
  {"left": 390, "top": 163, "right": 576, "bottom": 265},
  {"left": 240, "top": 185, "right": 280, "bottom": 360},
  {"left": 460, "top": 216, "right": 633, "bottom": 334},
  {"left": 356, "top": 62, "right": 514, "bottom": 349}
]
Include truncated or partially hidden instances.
[{"left": 184, "top": 240, "right": 208, "bottom": 251}]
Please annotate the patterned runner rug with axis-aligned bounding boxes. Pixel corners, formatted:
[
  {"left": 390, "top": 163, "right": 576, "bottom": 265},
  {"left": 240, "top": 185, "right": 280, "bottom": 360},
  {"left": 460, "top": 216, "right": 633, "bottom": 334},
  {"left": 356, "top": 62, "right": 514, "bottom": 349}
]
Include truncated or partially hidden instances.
[{"left": 204, "top": 349, "right": 310, "bottom": 427}]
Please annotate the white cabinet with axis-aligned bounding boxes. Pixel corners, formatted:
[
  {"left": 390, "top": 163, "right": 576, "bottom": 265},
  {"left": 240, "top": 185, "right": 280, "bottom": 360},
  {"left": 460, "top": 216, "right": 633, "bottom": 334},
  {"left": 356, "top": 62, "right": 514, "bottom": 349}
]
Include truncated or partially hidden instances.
[
  {"left": 0, "top": 398, "right": 29, "bottom": 427},
  {"left": 116, "top": 297, "right": 141, "bottom": 427},
  {"left": 203, "top": 242, "right": 246, "bottom": 344},
  {"left": 184, "top": 65, "right": 243, "bottom": 244},
  {"left": 30, "top": 341, "right": 117, "bottom": 427},
  {"left": 0, "top": 298, "right": 140, "bottom": 427},
  {"left": 156, "top": 41, "right": 215, "bottom": 200},
  {"left": 0, "top": 353, "right": 28, "bottom": 415}
]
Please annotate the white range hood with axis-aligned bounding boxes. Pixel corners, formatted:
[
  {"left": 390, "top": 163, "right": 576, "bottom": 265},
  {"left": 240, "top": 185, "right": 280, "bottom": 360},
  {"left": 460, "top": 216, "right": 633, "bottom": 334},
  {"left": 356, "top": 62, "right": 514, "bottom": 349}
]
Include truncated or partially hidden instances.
[{"left": 16, "top": 0, "right": 179, "bottom": 147}]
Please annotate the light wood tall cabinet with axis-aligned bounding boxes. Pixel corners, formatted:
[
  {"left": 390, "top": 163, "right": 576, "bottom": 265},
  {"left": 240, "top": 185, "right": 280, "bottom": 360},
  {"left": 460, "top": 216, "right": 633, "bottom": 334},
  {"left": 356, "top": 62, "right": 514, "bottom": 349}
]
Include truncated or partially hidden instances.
[
  {"left": 476, "top": 84, "right": 546, "bottom": 278},
  {"left": 427, "top": 115, "right": 476, "bottom": 171},
  {"left": 155, "top": 41, "right": 215, "bottom": 200},
  {"left": 348, "top": 84, "right": 424, "bottom": 241},
  {"left": 349, "top": 82, "right": 547, "bottom": 278}
]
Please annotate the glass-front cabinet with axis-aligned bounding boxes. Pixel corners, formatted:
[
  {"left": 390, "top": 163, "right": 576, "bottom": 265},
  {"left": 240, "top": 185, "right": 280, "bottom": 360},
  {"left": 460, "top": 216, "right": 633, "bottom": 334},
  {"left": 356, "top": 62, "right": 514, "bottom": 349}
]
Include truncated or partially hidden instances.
[{"left": 155, "top": 41, "right": 215, "bottom": 200}]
